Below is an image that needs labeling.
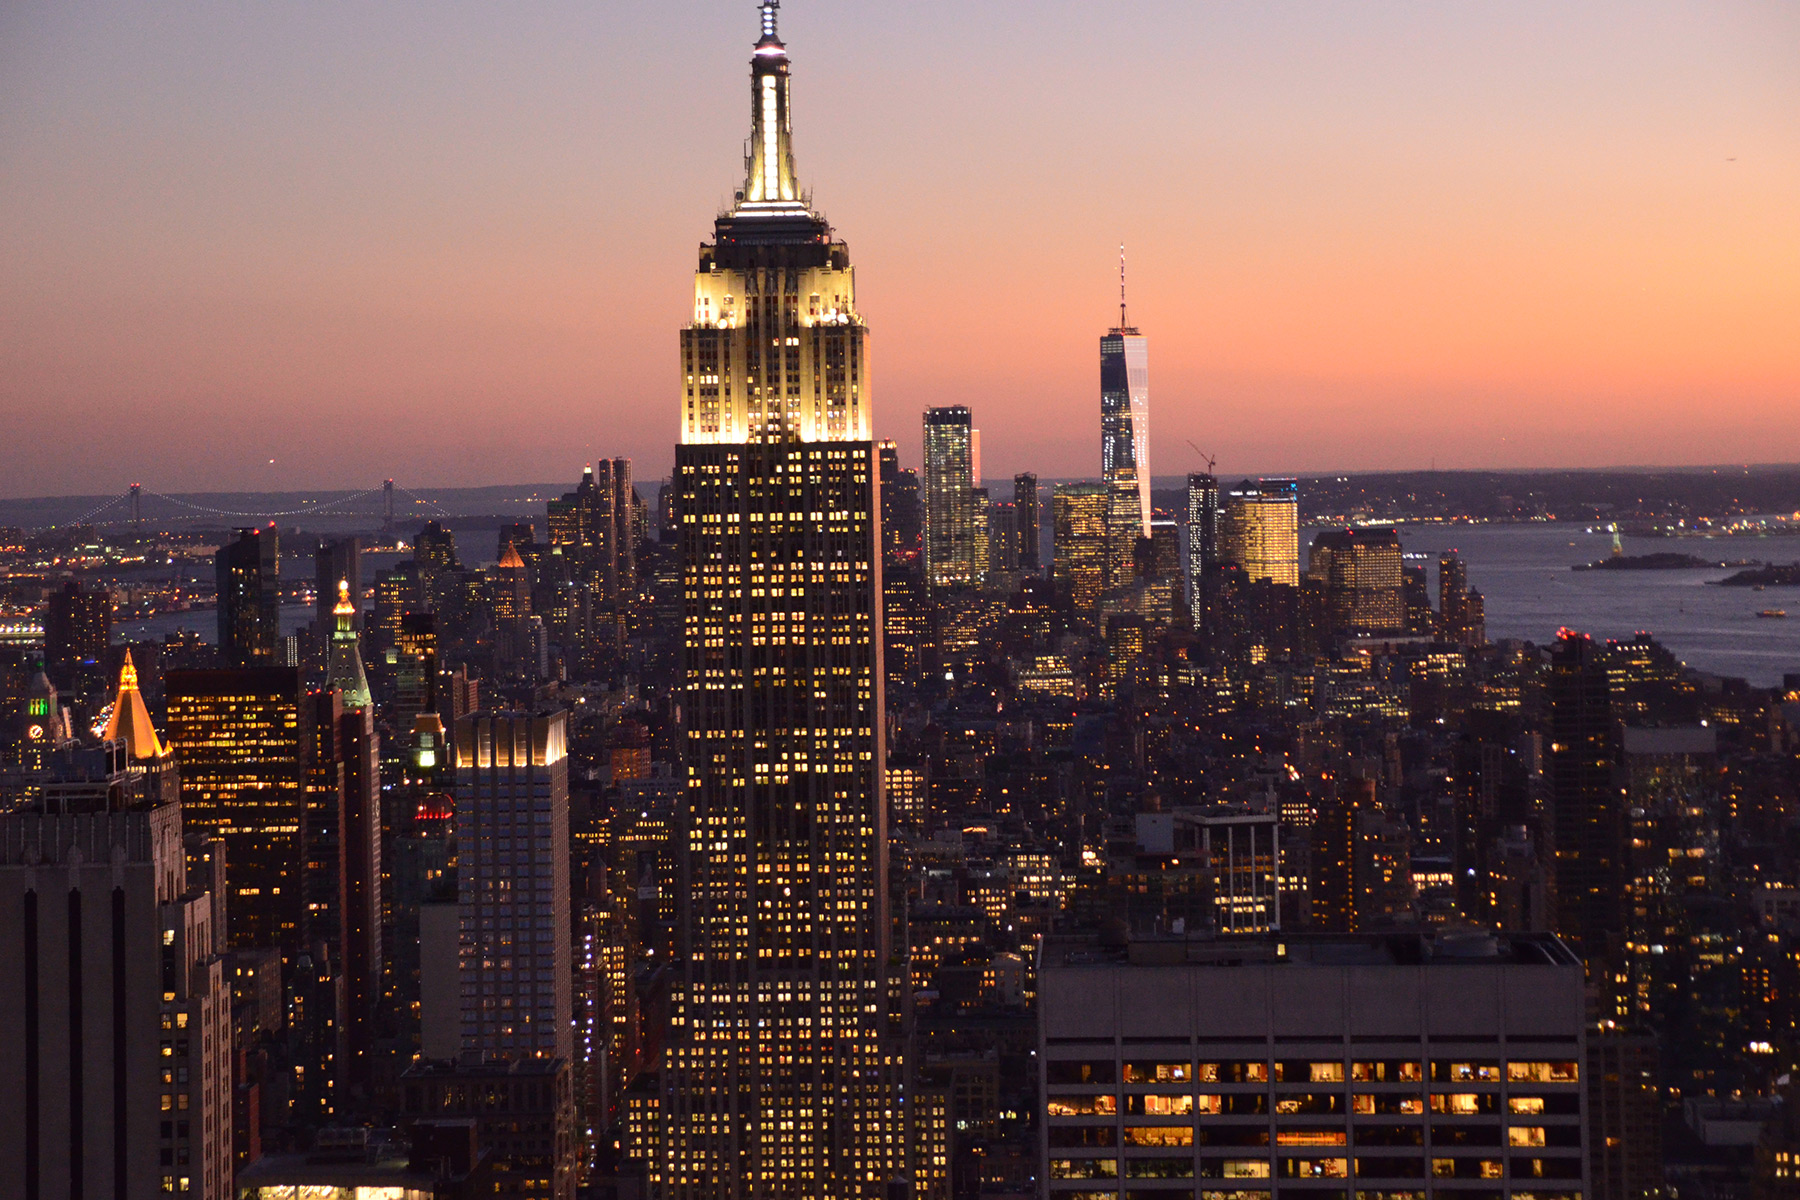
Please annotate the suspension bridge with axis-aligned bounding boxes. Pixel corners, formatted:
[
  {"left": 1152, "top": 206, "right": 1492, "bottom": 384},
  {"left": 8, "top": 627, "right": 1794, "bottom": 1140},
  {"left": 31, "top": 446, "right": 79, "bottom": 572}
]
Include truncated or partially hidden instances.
[{"left": 58, "top": 480, "right": 459, "bottom": 531}]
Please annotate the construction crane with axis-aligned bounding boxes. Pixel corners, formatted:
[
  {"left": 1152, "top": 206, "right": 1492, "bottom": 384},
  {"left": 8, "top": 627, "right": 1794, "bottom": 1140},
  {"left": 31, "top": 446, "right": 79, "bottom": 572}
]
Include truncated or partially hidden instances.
[{"left": 1185, "top": 440, "right": 1217, "bottom": 474}]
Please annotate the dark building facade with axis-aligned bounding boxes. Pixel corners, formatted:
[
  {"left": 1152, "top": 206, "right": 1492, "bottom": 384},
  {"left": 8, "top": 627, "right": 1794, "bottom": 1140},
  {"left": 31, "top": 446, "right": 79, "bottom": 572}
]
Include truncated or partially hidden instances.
[{"left": 216, "top": 528, "right": 281, "bottom": 667}]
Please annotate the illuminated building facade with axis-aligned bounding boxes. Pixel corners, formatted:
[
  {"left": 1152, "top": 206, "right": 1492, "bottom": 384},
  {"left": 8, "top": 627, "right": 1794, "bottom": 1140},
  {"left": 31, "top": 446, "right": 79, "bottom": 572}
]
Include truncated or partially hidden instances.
[
  {"left": 1039, "top": 932, "right": 1589, "bottom": 1199},
  {"left": 1220, "top": 479, "right": 1300, "bottom": 587},
  {"left": 166, "top": 667, "right": 304, "bottom": 949},
  {"left": 1307, "top": 528, "right": 1407, "bottom": 639},
  {"left": 660, "top": 5, "right": 898, "bottom": 1195},
  {"left": 1185, "top": 473, "right": 1219, "bottom": 630},
  {"left": 924, "top": 406, "right": 977, "bottom": 589},
  {"left": 452, "top": 711, "right": 573, "bottom": 1064},
  {"left": 1053, "top": 483, "right": 1107, "bottom": 618},
  {"left": 1100, "top": 287, "right": 1151, "bottom": 592}
]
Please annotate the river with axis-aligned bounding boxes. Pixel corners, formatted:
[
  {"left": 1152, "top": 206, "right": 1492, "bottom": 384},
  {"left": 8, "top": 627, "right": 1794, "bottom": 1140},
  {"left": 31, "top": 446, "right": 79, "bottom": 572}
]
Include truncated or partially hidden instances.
[{"left": 1374, "top": 523, "right": 1800, "bottom": 687}]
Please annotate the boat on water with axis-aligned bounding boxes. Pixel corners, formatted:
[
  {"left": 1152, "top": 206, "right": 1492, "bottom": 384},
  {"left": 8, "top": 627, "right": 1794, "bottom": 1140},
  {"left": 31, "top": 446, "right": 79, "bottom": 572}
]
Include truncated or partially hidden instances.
[{"left": 1757, "top": 609, "right": 1788, "bottom": 619}]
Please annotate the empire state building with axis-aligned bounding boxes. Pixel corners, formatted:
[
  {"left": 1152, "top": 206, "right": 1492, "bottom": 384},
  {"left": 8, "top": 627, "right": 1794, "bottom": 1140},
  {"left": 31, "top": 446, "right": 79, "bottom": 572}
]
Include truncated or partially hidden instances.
[{"left": 649, "top": 4, "right": 898, "bottom": 1196}]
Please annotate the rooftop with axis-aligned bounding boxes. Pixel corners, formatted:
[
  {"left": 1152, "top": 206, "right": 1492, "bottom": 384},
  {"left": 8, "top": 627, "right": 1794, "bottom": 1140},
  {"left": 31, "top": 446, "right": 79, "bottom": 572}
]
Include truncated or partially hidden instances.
[{"left": 1042, "top": 930, "right": 1581, "bottom": 971}]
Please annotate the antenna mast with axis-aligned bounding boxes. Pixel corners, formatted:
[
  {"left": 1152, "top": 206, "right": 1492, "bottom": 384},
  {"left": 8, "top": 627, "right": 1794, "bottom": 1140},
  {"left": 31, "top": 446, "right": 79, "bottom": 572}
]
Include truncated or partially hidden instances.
[{"left": 1119, "top": 242, "right": 1128, "bottom": 330}]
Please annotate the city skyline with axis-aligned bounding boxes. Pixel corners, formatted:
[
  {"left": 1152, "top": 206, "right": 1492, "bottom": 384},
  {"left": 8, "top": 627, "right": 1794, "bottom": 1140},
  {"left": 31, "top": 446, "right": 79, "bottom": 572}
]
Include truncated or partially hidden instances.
[
  {"left": 5, "top": 1, "right": 1799, "bottom": 496},
  {"left": 6, "top": 6, "right": 1800, "bottom": 1194}
]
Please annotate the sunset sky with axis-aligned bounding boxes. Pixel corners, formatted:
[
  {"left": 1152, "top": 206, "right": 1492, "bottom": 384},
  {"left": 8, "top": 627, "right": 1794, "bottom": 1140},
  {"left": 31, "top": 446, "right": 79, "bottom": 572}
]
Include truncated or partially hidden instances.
[{"left": 3, "top": 0, "right": 1797, "bottom": 497}]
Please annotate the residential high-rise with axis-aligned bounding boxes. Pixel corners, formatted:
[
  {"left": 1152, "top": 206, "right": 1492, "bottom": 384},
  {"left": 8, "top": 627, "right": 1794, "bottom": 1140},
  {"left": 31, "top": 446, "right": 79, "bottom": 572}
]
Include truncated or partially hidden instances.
[
  {"left": 660, "top": 5, "right": 898, "bottom": 1194},
  {"left": 166, "top": 667, "right": 304, "bottom": 948},
  {"left": 1439, "top": 551, "right": 1488, "bottom": 647},
  {"left": 1184, "top": 472, "right": 1218, "bottom": 630},
  {"left": 1053, "top": 483, "right": 1107, "bottom": 618},
  {"left": 547, "top": 460, "right": 636, "bottom": 606},
  {"left": 1014, "top": 472, "right": 1040, "bottom": 572},
  {"left": 452, "top": 711, "right": 573, "bottom": 1063},
  {"left": 394, "top": 612, "right": 439, "bottom": 723},
  {"left": 878, "top": 442, "right": 922, "bottom": 565},
  {"left": 1548, "top": 631, "right": 1624, "bottom": 987},
  {"left": 610, "top": 458, "right": 638, "bottom": 601},
  {"left": 988, "top": 498, "right": 1020, "bottom": 577},
  {"left": 0, "top": 764, "right": 234, "bottom": 1200},
  {"left": 1219, "top": 478, "right": 1300, "bottom": 586},
  {"left": 971, "top": 485, "right": 992, "bottom": 588},
  {"left": 216, "top": 527, "right": 281, "bottom": 666},
  {"left": 314, "top": 536, "right": 361, "bottom": 642},
  {"left": 924, "top": 406, "right": 977, "bottom": 588},
  {"left": 877, "top": 445, "right": 928, "bottom": 694},
  {"left": 1100, "top": 264, "right": 1151, "bottom": 592},
  {"left": 490, "top": 541, "right": 533, "bottom": 674},
  {"left": 44, "top": 580, "right": 111, "bottom": 695}
]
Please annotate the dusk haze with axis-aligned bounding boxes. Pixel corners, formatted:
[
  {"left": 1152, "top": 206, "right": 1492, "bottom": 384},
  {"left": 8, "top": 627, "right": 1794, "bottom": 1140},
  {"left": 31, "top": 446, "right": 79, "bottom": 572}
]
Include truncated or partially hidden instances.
[{"left": 4, "top": 1, "right": 1798, "bottom": 494}]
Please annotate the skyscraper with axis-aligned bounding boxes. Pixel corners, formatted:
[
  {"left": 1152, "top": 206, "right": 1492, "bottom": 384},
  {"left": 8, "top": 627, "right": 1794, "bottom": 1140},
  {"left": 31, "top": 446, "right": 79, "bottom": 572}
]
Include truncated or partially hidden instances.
[
  {"left": 166, "top": 667, "right": 304, "bottom": 950},
  {"left": 1052, "top": 482, "right": 1107, "bottom": 618},
  {"left": 0, "top": 778, "right": 235, "bottom": 1200},
  {"left": 878, "top": 443, "right": 928, "bottom": 693},
  {"left": 1100, "top": 258, "right": 1150, "bottom": 592},
  {"left": 43, "top": 580, "right": 111, "bottom": 696},
  {"left": 452, "top": 712, "right": 573, "bottom": 1064},
  {"left": 1013, "top": 472, "right": 1040, "bottom": 573},
  {"left": 322, "top": 580, "right": 382, "bottom": 1087},
  {"left": 216, "top": 527, "right": 281, "bottom": 666},
  {"left": 660, "top": 5, "right": 897, "bottom": 1193},
  {"left": 1439, "top": 550, "right": 1488, "bottom": 647},
  {"left": 1548, "top": 631, "right": 1624, "bottom": 974},
  {"left": 923, "top": 406, "right": 976, "bottom": 588},
  {"left": 877, "top": 441, "right": 922, "bottom": 566},
  {"left": 1184, "top": 472, "right": 1218, "bottom": 629},
  {"left": 1039, "top": 930, "right": 1589, "bottom": 1196},
  {"left": 1219, "top": 478, "right": 1300, "bottom": 586},
  {"left": 1307, "top": 527, "right": 1407, "bottom": 639},
  {"left": 314, "top": 536, "right": 361, "bottom": 642},
  {"left": 547, "top": 461, "right": 637, "bottom": 607}
]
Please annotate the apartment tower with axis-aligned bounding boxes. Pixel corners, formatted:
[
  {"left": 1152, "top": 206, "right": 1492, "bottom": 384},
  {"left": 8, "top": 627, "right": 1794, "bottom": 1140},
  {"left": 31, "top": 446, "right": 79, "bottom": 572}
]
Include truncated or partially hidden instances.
[{"left": 923, "top": 406, "right": 977, "bottom": 589}]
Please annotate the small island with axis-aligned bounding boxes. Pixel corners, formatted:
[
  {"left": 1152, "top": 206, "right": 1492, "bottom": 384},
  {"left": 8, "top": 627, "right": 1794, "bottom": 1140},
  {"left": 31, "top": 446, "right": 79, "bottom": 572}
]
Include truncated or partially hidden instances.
[
  {"left": 1714, "top": 563, "right": 1800, "bottom": 588},
  {"left": 1572, "top": 552, "right": 1734, "bottom": 572}
]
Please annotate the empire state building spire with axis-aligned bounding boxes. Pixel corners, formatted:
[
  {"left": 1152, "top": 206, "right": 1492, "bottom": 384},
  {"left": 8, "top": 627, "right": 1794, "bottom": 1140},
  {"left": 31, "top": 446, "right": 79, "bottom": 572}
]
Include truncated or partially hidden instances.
[
  {"left": 744, "top": 0, "right": 801, "bottom": 206},
  {"left": 681, "top": 2, "right": 867, "bottom": 445}
]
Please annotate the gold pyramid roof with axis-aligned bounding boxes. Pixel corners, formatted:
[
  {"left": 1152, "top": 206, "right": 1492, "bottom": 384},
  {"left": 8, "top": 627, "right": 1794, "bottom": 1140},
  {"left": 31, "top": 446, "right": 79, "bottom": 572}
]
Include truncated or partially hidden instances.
[{"left": 102, "top": 649, "right": 169, "bottom": 761}]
